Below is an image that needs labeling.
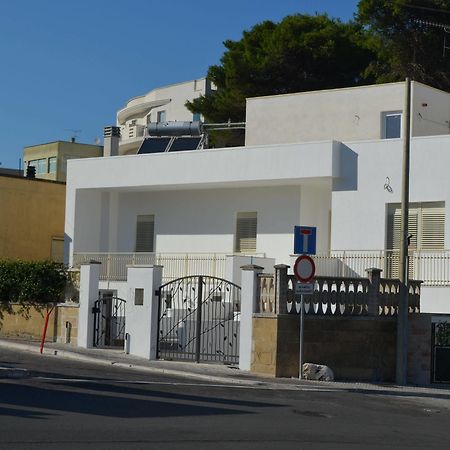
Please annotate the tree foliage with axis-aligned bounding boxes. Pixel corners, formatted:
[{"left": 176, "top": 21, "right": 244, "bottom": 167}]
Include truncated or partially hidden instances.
[
  {"left": 357, "top": 0, "right": 450, "bottom": 89},
  {"left": 187, "top": 14, "right": 375, "bottom": 122},
  {"left": 0, "top": 260, "right": 68, "bottom": 308}
]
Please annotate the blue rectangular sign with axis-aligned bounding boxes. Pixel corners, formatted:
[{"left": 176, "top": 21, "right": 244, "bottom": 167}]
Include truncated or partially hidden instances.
[{"left": 294, "top": 226, "right": 316, "bottom": 255}]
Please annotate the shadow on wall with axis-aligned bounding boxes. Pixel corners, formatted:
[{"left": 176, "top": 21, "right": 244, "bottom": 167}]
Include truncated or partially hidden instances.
[{"left": 333, "top": 144, "right": 358, "bottom": 192}]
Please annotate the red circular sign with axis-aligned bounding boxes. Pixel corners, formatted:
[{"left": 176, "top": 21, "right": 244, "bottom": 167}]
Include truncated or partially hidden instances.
[{"left": 294, "top": 255, "right": 316, "bottom": 283}]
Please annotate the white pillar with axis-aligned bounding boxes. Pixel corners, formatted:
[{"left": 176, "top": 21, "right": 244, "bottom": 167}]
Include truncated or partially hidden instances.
[
  {"left": 78, "top": 262, "right": 101, "bottom": 348},
  {"left": 125, "top": 265, "right": 162, "bottom": 360},
  {"left": 239, "top": 264, "right": 264, "bottom": 371}
]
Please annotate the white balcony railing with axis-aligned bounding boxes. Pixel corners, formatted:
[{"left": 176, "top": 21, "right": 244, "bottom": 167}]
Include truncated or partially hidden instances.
[
  {"left": 315, "top": 250, "right": 450, "bottom": 286},
  {"left": 72, "top": 252, "right": 231, "bottom": 283}
]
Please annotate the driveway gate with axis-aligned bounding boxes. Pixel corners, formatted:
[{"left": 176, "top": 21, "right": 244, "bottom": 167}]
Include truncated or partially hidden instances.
[
  {"left": 92, "top": 294, "right": 126, "bottom": 347},
  {"left": 157, "top": 276, "right": 240, "bottom": 364},
  {"left": 432, "top": 321, "right": 450, "bottom": 383}
]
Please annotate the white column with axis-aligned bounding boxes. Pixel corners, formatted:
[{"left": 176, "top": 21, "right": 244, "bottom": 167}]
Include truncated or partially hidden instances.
[
  {"left": 239, "top": 264, "right": 264, "bottom": 371},
  {"left": 125, "top": 265, "right": 163, "bottom": 360},
  {"left": 78, "top": 262, "right": 101, "bottom": 348}
]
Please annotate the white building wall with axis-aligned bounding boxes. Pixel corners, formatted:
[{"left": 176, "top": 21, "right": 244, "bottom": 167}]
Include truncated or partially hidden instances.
[
  {"left": 331, "top": 135, "right": 450, "bottom": 250},
  {"left": 246, "top": 81, "right": 450, "bottom": 147},
  {"left": 113, "top": 185, "right": 330, "bottom": 264},
  {"left": 245, "top": 83, "right": 405, "bottom": 146}
]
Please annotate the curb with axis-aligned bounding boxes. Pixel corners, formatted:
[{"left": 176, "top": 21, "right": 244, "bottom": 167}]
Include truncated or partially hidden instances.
[{"left": 0, "top": 340, "right": 261, "bottom": 386}]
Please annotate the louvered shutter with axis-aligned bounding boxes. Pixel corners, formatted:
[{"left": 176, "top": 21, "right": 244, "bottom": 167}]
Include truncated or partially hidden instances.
[
  {"left": 235, "top": 212, "right": 257, "bottom": 253},
  {"left": 421, "top": 204, "right": 445, "bottom": 250},
  {"left": 135, "top": 215, "right": 155, "bottom": 252}
]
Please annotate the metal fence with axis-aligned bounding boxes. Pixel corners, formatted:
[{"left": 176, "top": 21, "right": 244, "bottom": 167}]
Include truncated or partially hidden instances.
[
  {"left": 314, "top": 250, "right": 450, "bottom": 286},
  {"left": 72, "top": 252, "right": 229, "bottom": 283}
]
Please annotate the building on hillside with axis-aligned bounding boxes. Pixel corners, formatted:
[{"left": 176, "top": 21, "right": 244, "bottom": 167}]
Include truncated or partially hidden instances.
[
  {"left": 117, "top": 77, "right": 214, "bottom": 155},
  {"left": 0, "top": 174, "right": 65, "bottom": 261},
  {"left": 23, "top": 140, "right": 103, "bottom": 182},
  {"left": 65, "top": 81, "right": 450, "bottom": 317}
]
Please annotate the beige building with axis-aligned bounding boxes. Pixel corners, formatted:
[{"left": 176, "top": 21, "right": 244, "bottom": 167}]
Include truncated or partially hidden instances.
[
  {"left": 23, "top": 140, "right": 103, "bottom": 182},
  {"left": 0, "top": 174, "right": 66, "bottom": 261}
]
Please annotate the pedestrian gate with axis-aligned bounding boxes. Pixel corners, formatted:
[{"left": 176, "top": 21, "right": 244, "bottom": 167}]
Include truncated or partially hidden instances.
[
  {"left": 92, "top": 294, "right": 126, "bottom": 347},
  {"left": 432, "top": 321, "right": 450, "bottom": 383},
  {"left": 157, "top": 276, "right": 241, "bottom": 364}
]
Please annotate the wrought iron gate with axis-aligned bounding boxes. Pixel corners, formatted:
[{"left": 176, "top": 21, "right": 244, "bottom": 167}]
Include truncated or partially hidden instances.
[
  {"left": 432, "top": 321, "right": 450, "bottom": 383},
  {"left": 92, "top": 294, "right": 126, "bottom": 347},
  {"left": 157, "top": 276, "right": 241, "bottom": 364}
]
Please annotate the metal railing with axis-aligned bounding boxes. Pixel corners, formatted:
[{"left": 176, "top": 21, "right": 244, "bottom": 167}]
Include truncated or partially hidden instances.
[
  {"left": 72, "top": 252, "right": 230, "bottom": 282},
  {"left": 315, "top": 250, "right": 450, "bottom": 286}
]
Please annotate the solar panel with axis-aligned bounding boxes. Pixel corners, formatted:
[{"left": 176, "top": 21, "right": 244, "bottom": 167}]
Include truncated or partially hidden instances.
[
  {"left": 169, "top": 137, "right": 202, "bottom": 152},
  {"left": 138, "top": 138, "right": 171, "bottom": 154}
]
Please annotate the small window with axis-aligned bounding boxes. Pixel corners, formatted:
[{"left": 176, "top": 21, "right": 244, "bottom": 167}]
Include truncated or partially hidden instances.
[
  {"left": 157, "top": 111, "right": 166, "bottom": 123},
  {"left": 48, "top": 157, "right": 57, "bottom": 173},
  {"left": 135, "top": 215, "right": 155, "bottom": 252},
  {"left": 382, "top": 112, "right": 402, "bottom": 139},
  {"left": 134, "top": 288, "right": 144, "bottom": 306},
  {"left": 193, "top": 112, "right": 201, "bottom": 122},
  {"left": 235, "top": 212, "right": 257, "bottom": 253},
  {"left": 51, "top": 236, "right": 64, "bottom": 262}
]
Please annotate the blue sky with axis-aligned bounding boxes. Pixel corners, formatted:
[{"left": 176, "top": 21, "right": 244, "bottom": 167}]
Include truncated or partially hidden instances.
[{"left": 0, "top": 0, "right": 359, "bottom": 168}]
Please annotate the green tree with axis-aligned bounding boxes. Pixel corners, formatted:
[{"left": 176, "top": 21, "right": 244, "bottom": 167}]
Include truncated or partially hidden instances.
[
  {"left": 187, "top": 14, "right": 374, "bottom": 123},
  {"left": 357, "top": 0, "right": 450, "bottom": 89}
]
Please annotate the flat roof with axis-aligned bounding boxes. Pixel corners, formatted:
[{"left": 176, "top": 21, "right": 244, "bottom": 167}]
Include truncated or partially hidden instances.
[{"left": 24, "top": 141, "right": 103, "bottom": 150}]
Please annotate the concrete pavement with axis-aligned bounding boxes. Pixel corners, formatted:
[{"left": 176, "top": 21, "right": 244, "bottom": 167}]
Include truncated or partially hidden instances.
[{"left": 1, "top": 337, "right": 450, "bottom": 399}]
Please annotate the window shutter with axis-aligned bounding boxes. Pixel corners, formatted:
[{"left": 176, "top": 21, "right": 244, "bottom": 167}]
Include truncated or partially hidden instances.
[
  {"left": 235, "top": 212, "right": 257, "bottom": 253},
  {"left": 421, "top": 205, "right": 445, "bottom": 250},
  {"left": 135, "top": 215, "right": 155, "bottom": 252}
]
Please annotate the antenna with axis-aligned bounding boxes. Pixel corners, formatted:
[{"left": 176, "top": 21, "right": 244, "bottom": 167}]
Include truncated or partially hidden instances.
[
  {"left": 64, "top": 129, "right": 82, "bottom": 142},
  {"left": 414, "top": 18, "right": 450, "bottom": 56}
]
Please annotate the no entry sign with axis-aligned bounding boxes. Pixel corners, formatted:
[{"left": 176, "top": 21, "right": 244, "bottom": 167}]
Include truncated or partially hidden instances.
[{"left": 293, "top": 255, "right": 316, "bottom": 283}]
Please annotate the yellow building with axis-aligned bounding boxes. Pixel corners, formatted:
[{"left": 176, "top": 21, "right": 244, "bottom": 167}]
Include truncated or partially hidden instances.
[
  {"left": 0, "top": 174, "right": 66, "bottom": 261},
  {"left": 23, "top": 140, "right": 103, "bottom": 182}
]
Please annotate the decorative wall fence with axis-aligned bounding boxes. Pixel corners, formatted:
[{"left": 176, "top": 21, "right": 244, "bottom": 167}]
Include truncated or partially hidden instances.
[
  {"left": 314, "top": 250, "right": 450, "bottom": 286},
  {"left": 258, "top": 265, "right": 421, "bottom": 317}
]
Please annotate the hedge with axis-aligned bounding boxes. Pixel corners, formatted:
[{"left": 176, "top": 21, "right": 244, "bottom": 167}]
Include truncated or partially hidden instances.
[{"left": 0, "top": 260, "right": 68, "bottom": 307}]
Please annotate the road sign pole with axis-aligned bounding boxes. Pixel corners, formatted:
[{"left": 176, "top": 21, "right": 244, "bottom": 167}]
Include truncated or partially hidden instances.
[{"left": 299, "top": 293, "right": 304, "bottom": 379}]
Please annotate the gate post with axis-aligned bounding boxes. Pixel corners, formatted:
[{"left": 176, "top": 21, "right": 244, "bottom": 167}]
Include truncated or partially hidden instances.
[
  {"left": 239, "top": 264, "right": 264, "bottom": 371},
  {"left": 125, "top": 265, "right": 163, "bottom": 360},
  {"left": 78, "top": 261, "right": 101, "bottom": 348}
]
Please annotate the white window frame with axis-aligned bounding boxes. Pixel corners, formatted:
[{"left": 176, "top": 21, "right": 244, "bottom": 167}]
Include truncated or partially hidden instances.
[
  {"left": 235, "top": 212, "right": 257, "bottom": 254},
  {"left": 381, "top": 111, "right": 402, "bottom": 139},
  {"left": 135, "top": 215, "right": 155, "bottom": 253}
]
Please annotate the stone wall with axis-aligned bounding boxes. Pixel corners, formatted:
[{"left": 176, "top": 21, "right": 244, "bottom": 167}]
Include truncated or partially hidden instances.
[
  {"left": 251, "top": 314, "right": 432, "bottom": 383},
  {"left": 0, "top": 303, "right": 79, "bottom": 345}
]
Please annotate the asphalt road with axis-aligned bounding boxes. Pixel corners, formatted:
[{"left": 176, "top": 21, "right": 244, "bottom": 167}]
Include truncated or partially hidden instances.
[{"left": 1, "top": 348, "right": 450, "bottom": 449}]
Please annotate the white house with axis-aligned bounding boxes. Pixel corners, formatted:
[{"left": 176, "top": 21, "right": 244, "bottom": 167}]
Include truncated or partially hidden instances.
[
  {"left": 117, "top": 77, "right": 214, "bottom": 155},
  {"left": 66, "top": 80, "right": 450, "bottom": 317}
]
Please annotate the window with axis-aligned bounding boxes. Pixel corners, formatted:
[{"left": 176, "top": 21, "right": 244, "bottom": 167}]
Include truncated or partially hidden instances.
[
  {"left": 157, "top": 111, "right": 166, "bottom": 123},
  {"left": 382, "top": 111, "right": 402, "bottom": 139},
  {"left": 134, "top": 288, "right": 144, "bottom": 306},
  {"left": 235, "top": 212, "right": 257, "bottom": 253},
  {"left": 29, "top": 158, "right": 47, "bottom": 174},
  {"left": 51, "top": 237, "right": 64, "bottom": 263},
  {"left": 386, "top": 202, "right": 445, "bottom": 251},
  {"left": 135, "top": 215, "right": 155, "bottom": 252},
  {"left": 193, "top": 112, "right": 201, "bottom": 122},
  {"left": 48, "top": 157, "right": 57, "bottom": 173}
]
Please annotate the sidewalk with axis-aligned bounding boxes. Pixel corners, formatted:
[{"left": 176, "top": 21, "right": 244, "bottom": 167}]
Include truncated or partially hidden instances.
[{"left": 1, "top": 337, "right": 450, "bottom": 400}]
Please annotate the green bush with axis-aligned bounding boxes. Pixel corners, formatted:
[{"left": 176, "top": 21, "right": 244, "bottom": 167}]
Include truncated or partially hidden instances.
[{"left": 0, "top": 260, "right": 68, "bottom": 307}]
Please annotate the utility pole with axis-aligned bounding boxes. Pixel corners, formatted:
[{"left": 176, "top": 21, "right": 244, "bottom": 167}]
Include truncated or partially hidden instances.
[{"left": 396, "top": 77, "right": 411, "bottom": 385}]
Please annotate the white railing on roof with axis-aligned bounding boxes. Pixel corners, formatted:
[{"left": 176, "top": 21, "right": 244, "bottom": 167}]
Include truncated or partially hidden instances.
[{"left": 315, "top": 250, "right": 450, "bottom": 286}]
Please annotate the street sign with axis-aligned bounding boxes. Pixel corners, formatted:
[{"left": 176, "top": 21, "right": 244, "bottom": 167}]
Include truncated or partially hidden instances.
[
  {"left": 295, "top": 282, "right": 314, "bottom": 295},
  {"left": 293, "top": 254, "right": 316, "bottom": 283},
  {"left": 294, "top": 226, "right": 316, "bottom": 255}
]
